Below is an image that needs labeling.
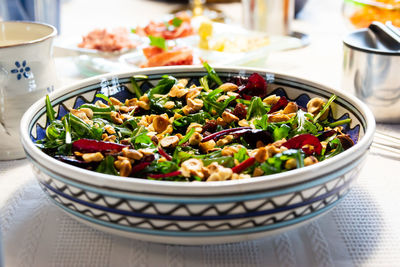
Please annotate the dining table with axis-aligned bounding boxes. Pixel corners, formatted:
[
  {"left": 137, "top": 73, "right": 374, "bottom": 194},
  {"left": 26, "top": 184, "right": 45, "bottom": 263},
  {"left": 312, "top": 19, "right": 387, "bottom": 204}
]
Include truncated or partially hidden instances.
[{"left": 1, "top": 0, "right": 400, "bottom": 266}]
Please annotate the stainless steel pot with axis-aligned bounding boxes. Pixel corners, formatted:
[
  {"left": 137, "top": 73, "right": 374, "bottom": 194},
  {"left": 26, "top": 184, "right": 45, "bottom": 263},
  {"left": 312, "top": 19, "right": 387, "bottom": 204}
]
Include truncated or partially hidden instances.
[{"left": 342, "top": 26, "right": 400, "bottom": 123}]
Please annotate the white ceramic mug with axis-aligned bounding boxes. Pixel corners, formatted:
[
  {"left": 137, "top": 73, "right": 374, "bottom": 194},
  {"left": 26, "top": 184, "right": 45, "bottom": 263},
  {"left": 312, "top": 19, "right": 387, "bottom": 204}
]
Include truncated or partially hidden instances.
[{"left": 0, "top": 21, "right": 57, "bottom": 160}]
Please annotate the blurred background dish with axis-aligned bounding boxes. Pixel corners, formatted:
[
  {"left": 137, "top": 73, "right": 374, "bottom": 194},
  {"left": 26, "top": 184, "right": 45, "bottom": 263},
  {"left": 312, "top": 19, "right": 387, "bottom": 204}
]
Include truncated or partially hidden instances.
[
  {"left": 54, "top": 27, "right": 143, "bottom": 58},
  {"left": 342, "top": 0, "right": 400, "bottom": 29},
  {"left": 76, "top": 21, "right": 305, "bottom": 76}
]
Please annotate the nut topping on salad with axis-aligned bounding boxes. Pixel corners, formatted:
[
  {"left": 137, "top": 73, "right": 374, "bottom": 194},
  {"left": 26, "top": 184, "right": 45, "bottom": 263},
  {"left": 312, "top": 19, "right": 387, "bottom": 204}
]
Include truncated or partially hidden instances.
[{"left": 38, "top": 63, "right": 355, "bottom": 182}]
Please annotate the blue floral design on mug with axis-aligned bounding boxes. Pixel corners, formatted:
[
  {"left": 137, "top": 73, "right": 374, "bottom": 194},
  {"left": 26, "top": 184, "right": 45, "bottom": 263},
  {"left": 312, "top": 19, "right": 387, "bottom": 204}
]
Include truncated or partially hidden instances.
[{"left": 10, "top": 61, "right": 31, "bottom": 80}]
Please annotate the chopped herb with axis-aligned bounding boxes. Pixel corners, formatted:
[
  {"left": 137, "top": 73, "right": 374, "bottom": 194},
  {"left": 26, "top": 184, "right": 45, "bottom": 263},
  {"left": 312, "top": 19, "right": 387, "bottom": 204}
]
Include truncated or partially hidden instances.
[{"left": 149, "top": 35, "right": 167, "bottom": 50}]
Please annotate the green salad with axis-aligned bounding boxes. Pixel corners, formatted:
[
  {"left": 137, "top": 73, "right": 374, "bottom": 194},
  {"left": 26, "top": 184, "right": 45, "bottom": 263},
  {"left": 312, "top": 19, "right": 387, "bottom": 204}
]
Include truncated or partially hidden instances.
[{"left": 37, "top": 63, "right": 355, "bottom": 182}]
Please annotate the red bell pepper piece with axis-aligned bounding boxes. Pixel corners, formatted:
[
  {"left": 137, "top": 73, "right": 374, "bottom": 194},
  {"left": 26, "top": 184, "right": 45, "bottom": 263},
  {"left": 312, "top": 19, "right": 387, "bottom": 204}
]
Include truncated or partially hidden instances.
[{"left": 232, "top": 157, "right": 256, "bottom": 174}]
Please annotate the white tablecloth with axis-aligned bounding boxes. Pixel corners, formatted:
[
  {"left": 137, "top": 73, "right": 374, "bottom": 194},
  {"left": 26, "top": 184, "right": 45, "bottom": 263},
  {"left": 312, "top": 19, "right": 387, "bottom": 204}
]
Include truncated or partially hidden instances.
[{"left": 2, "top": 0, "right": 400, "bottom": 266}]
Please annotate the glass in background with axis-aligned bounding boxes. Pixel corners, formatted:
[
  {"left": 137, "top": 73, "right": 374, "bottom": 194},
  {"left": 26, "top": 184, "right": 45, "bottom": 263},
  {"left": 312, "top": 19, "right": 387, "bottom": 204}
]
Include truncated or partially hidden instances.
[
  {"left": 171, "top": 0, "right": 227, "bottom": 22},
  {"left": 0, "top": 0, "right": 61, "bottom": 32},
  {"left": 242, "top": 0, "right": 294, "bottom": 36}
]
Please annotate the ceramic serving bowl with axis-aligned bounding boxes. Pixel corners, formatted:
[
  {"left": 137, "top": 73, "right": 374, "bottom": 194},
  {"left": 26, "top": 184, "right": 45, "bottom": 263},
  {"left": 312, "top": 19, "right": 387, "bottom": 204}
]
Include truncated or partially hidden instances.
[{"left": 20, "top": 66, "right": 375, "bottom": 245}]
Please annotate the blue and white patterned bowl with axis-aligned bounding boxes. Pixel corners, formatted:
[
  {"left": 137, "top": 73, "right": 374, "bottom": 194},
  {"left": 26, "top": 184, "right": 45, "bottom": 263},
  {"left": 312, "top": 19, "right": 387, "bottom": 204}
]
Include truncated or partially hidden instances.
[{"left": 20, "top": 66, "right": 375, "bottom": 245}]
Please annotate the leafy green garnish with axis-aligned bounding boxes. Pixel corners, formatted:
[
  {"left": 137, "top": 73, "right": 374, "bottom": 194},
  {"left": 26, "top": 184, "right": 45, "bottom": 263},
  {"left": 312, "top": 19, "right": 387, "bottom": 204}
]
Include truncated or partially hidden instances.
[
  {"left": 313, "top": 95, "right": 336, "bottom": 123},
  {"left": 203, "top": 156, "right": 235, "bottom": 168},
  {"left": 96, "top": 156, "right": 119, "bottom": 175},
  {"left": 171, "top": 17, "right": 183, "bottom": 27},
  {"left": 96, "top": 93, "right": 112, "bottom": 105},
  {"left": 149, "top": 35, "right": 167, "bottom": 50},
  {"left": 260, "top": 149, "right": 304, "bottom": 175},
  {"left": 254, "top": 114, "right": 269, "bottom": 130},
  {"left": 200, "top": 76, "right": 210, "bottom": 92},
  {"left": 173, "top": 111, "right": 212, "bottom": 132},
  {"left": 178, "top": 127, "right": 196, "bottom": 145},
  {"left": 148, "top": 75, "right": 177, "bottom": 98},
  {"left": 147, "top": 76, "right": 177, "bottom": 114},
  {"left": 203, "top": 62, "right": 222, "bottom": 86},
  {"left": 130, "top": 77, "right": 143, "bottom": 98},
  {"left": 134, "top": 133, "right": 154, "bottom": 149},
  {"left": 201, "top": 87, "right": 235, "bottom": 115},
  {"left": 46, "top": 95, "right": 56, "bottom": 123},
  {"left": 273, "top": 124, "right": 291, "bottom": 141},
  {"left": 328, "top": 118, "right": 351, "bottom": 128},
  {"left": 246, "top": 97, "right": 267, "bottom": 120},
  {"left": 145, "top": 160, "right": 179, "bottom": 175},
  {"left": 320, "top": 138, "right": 344, "bottom": 160},
  {"left": 293, "top": 110, "right": 318, "bottom": 136},
  {"left": 80, "top": 104, "right": 112, "bottom": 120},
  {"left": 46, "top": 120, "right": 64, "bottom": 140},
  {"left": 130, "top": 126, "right": 155, "bottom": 149},
  {"left": 62, "top": 115, "right": 72, "bottom": 144},
  {"left": 234, "top": 147, "right": 249, "bottom": 163}
]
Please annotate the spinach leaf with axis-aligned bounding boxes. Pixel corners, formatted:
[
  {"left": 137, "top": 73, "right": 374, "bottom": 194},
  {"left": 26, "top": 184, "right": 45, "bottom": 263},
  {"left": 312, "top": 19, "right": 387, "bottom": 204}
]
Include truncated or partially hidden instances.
[
  {"left": 69, "top": 113, "right": 102, "bottom": 140},
  {"left": 246, "top": 96, "right": 267, "bottom": 120},
  {"left": 273, "top": 124, "right": 291, "bottom": 141},
  {"left": 254, "top": 114, "right": 269, "bottom": 130},
  {"left": 150, "top": 95, "right": 181, "bottom": 115},
  {"left": 122, "top": 118, "right": 139, "bottom": 131},
  {"left": 144, "top": 160, "right": 179, "bottom": 174},
  {"left": 234, "top": 147, "right": 249, "bottom": 163},
  {"left": 130, "top": 126, "right": 155, "bottom": 149},
  {"left": 96, "top": 155, "right": 119, "bottom": 175},
  {"left": 260, "top": 149, "right": 304, "bottom": 175},
  {"left": 148, "top": 76, "right": 177, "bottom": 98},
  {"left": 173, "top": 111, "right": 212, "bottom": 132},
  {"left": 292, "top": 110, "right": 318, "bottom": 137},
  {"left": 147, "top": 76, "right": 177, "bottom": 114},
  {"left": 201, "top": 87, "right": 235, "bottom": 115},
  {"left": 203, "top": 156, "right": 235, "bottom": 167}
]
